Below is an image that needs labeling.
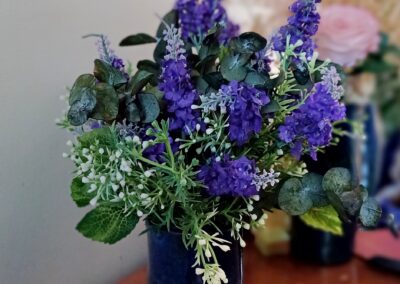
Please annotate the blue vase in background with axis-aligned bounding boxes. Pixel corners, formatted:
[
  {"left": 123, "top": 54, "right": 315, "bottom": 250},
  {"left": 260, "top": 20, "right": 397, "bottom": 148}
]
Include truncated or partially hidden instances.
[{"left": 147, "top": 225, "right": 243, "bottom": 284}]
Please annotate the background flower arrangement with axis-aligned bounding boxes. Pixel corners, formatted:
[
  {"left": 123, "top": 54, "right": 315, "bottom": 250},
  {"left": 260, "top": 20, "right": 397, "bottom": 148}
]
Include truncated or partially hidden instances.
[{"left": 58, "top": 0, "right": 382, "bottom": 283}]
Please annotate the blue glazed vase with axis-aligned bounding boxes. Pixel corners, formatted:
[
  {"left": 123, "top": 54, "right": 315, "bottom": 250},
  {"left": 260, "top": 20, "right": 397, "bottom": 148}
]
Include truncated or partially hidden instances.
[{"left": 147, "top": 225, "right": 243, "bottom": 284}]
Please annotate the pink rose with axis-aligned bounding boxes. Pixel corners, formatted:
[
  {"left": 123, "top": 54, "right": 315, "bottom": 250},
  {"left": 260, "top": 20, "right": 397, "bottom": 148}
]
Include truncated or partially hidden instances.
[{"left": 316, "top": 5, "right": 380, "bottom": 67}]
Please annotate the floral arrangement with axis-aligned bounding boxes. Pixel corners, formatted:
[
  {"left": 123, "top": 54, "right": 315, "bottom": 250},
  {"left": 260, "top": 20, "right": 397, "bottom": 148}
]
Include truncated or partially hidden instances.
[{"left": 58, "top": 0, "right": 382, "bottom": 283}]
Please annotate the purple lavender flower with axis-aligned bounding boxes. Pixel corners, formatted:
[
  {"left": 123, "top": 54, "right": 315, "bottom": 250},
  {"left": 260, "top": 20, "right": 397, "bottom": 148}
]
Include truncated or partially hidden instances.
[
  {"left": 220, "top": 81, "right": 270, "bottom": 146},
  {"left": 198, "top": 156, "right": 258, "bottom": 197},
  {"left": 272, "top": 0, "right": 321, "bottom": 60},
  {"left": 159, "top": 25, "right": 200, "bottom": 132},
  {"left": 278, "top": 82, "right": 346, "bottom": 160},
  {"left": 176, "top": 0, "right": 239, "bottom": 43}
]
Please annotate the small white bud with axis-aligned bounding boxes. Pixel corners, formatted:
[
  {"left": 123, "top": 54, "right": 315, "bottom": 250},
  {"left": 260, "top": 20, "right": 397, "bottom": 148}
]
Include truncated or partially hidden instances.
[
  {"left": 205, "top": 249, "right": 212, "bottom": 258},
  {"left": 82, "top": 177, "right": 90, "bottom": 184},
  {"left": 100, "top": 176, "right": 106, "bottom": 184},
  {"left": 140, "top": 193, "right": 149, "bottom": 199},
  {"left": 66, "top": 140, "right": 73, "bottom": 147},
  {"left": 118, "top": 192, "right": 125, "bottom": 199},
  {"left": 144, "top": 170, "right": 153, "bottom": 178},
  {"left": 247, "top": 204, "right": 254, "bottom": 212},
  {"left": 132, "top": 136, "right": 141, "bottom": 143},
  {"left": 142, "top": 141, "right": 150, "bottom": 150},
  {"left": 138, "top": 184, "right": 144, "bottom": 190},
  {"left": 54, "top": 118, "right": 61, "bottom": 124},
  {"left": 240, "top": 239, "right": 246, "bottom": 248},
  {"left": 243, "top": 223, "right": 251, "bottom": 230},
  {"left": 137, "top": 210, "right": 144, "bottom": 217},
  {"left": 215, "top": 156, "right": 221, "bottom": 162},
  {"left": 277, "top": 149, "right": 283, "bottom": 156},
  {"left": 195, "top": 268, "right": 204, "bottom": 276},
  {"left": 206, "top": 128, "right": 214, "bottom": 135},
  {"left": 219, "top": 245, "right": 231, "bottom": 252},
  {"left": 198, "top": 239, "right": 207, "bottom": 246},
  {"left": 111, "top": 183, "right": 119, "bottom": 192},
  {"left": 89, "top": 196, "right": 98, "bottom": 207},
  {"left": 204, "top": 117, "right": 210, "bottom": 124},
  {"left": 251, "top": 214, "right": 258, "bottom": 221},
  {"left": 252, "top": 195, "right": 260, "bottom": 201},
  {"left": 196, "top": 124, "right": 201, "bottom": 131},
  {"left": 99, "top": 148, "right": 105, "bottom": 154},
  {"left": 115, "top": 150, "right": 122, "bottom": 158},
  {"left": 62, "top": 153, "right": 69, "bottom": 158}
]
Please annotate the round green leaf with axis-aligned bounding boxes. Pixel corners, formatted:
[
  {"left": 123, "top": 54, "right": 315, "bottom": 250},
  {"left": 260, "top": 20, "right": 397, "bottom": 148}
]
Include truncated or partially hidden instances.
[
  {"left": 69, "top": 74, "right": 96, "bottom": 105},
  {"left": 230, "top": 32, "right": 267, "bottom": 54},
  {"left": 91, "top": 83, "right": 119, "bottom": 122},
  {"left": 126, "top": 101, "right": 141, "bottom": 123},
  {"left": 94, "top": 59, "right": 128, "bottom": 87},
  {"left": 119, "top": 33, "right": 157, "bottom": 46},
  {"left": 340, "top": 191, "right": 363, "bottom": 216},
  {"left": 302, "top": 173, "right": 329, "bottom": 208},
  {"left": 323, "top": 167, "right": 352, "bottom": 195},
  {"left": 278, "top": 178, "right": 313, "bottom": 216},
  {"left": 67, "top": 92, "right": 96, "bottom": 126},
  {"left": 220, "top": 54, "right": 249, "bottom": 81},
  {"left": 138, "top": 93, "right": 160, "bottom": 123},
  {"left": 360, "top": 198, "right": 382, "bottom": 228}
]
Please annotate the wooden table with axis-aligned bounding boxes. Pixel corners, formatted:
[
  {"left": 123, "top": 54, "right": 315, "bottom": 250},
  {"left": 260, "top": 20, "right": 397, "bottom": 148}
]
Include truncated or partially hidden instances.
[{"left": 117, "top": 243, "right": 399, "bottom": 284}]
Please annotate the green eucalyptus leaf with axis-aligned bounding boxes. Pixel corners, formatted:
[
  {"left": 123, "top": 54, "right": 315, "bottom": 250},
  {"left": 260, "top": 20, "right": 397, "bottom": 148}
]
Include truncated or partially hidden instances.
[
  {"left": 278, "top": 178, "right": 313, "bottom": 216},
  {"left": 153, "top": 40, "right": 167, "bottom": 63},
  {"left": 137, "top": 60, "right": 159, "bottom": 74},
  {"left": 292, "top": 63, "right": 310, "bottom": 85},
  {"left": 326, "top": 190, "right": 350, "bottom": 223},
  {"left": 245, "top": 72, "right": 268, "bottom": 88},
  {"left": 340, "top": 191, "right": 363, "bottom": 216},
  {"left": 69, "top": 74, "right": 96, "bottom": 105},
  {"left": 156, "top": 10, "right": 178, "bottom": 38},
  {"left": 138, "top": 93, "right": 160, "bottom": 123},
  {"left": 323, "top": 167, "right": 352, "bottom": 195},
  {"left": 130, "top": 70, "right": 154, "bottom": 96},
  {"left": 203, "top": 72, "right": 226, "bottom": 90},
  {"left": 126, "top": 101, "right": 141, "bottom": 123},
  {"left": 300, "top": 205, "right": 343, "bottom": 236},
  {"left": 230, "top": 32, "right": 267, "bottom": 54},
  {"left": 76, "top": 205, "right": 139, "bottom": 244},
  {"left": 67, "top": 92, "right": 97, "bottom": 126},
  {"left": 120, "top": 33, "right": 157, "bottom": 46},
  {"left": 91, "top": 83, "right": 119, "bottom": 121},
  {"left": 94, "top": 59, "right": 128, "bottom": 87},
  {"left": 78, "top": 127, "right": 117, "bottom": 150},
  {"left": 360, "top": 198, "right": 382, "bottom": 228},
  {"left": 71, "top": 177, "right": 96, "bottom": 208},
  {"left": 220, "top": 54, "right": 249, "bottom": 81},
  {"left": 262, "top": 100, "right": 280, "bottom": 114},
  {"left": 302, "top": 173, "right": 329, "bottom": 208}
]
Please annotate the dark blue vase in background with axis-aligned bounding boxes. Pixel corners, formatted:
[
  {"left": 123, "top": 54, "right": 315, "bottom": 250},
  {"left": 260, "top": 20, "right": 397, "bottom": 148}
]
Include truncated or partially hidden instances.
[
  {"left": 290, "top": 104, "right": 382, "bottom": 264},
  {"left": 147, "top": 226, "right": 243, "bottom": 284}
]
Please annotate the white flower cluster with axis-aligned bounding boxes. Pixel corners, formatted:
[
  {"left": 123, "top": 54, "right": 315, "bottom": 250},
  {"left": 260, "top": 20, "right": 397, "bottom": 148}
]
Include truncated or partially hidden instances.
[
  {"left": 196, "top": 265, "right": 228, "bottom": 284},
  {"left": 68, "top": 140, "right": 134, "bottom": 206},
  {"left": 252, "top": 167, "right": 281, "bottom": 191}
]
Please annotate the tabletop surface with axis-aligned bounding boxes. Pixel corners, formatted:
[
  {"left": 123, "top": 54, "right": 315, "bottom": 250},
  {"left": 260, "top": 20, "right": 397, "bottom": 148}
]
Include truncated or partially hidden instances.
[{"left": 117, "top": 242, "right": 400, "bottom": 284}]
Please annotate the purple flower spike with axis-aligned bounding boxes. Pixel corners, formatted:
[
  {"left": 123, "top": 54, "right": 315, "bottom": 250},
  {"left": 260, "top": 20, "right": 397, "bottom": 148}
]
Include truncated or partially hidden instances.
[
  {"left": 176, "top": 0, "right": 239, "bottom": 43},
  {"left": 159, "top": 25, "right": 200, "bottom": 132},
  {"left": 278, "top": 82, "right": 346, "bottom": 160},
  {"left": 219, "top": 81, "right": 270, "bottom": 146},
  {"left": 272, "top": 0, "right": 321, "bottom": 60},
  {"left": 198, "top": 156, "right": 257, "bottom": 197}
]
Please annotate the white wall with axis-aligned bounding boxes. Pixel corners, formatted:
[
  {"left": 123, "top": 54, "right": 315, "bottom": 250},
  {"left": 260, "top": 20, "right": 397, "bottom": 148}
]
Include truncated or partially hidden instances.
[{"left": 0, "top": 0, "right": 173, "bottom": 283}]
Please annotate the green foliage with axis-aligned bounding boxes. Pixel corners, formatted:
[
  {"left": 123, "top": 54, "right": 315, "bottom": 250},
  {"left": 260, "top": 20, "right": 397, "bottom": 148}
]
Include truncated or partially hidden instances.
[
  {"left": 71, "top": 177, "right": 96, "bottom": 207},
  {"left": 119, "top": 33, "right": 157, "bottom": 46},
  {"left": 67, "top": 91, "right": 96, "bottom": 126},
  {"left": 360, "top": 198, "right": 382, "bottom": 228},
  {"left": 76, "top": 205, "right": 139, "bottom": 244},
  {"left": 94, "top": 59, "right": 128, "bottom": 87},
  {"left": 302, "top": 173, "right": 329, "bottom": 208},
  {"left": 278, "top": 178, "right": 313, "bottom": 215},
  {"left": 300, "top": 206, "right": 343, "bottom": 236},
  {"left": 69, "top": 74, "right": 97, "bottom": 105},
  {"left": 229, "top": 32, "right": 267, "bottom": 54},
  {"left": 78, "top": 127, "right": 117, "bottom": 149},
  {"left": 91, "top": 83, "right": 119, "bottom": 121},
  {"left": 322, "top": 167, "right": 352, "bottom": 195},
  {"left": 220, "top": 53, "right": 249, "bottom": 81},
  {"left": 155, "top": 10, "right": 178, "bottom": 38},
  {"left": 129, "top": 70, "right": 154, "bottom": 96},
  {"left": 137, "top": 93, "right": 160, "bottom": 123}
]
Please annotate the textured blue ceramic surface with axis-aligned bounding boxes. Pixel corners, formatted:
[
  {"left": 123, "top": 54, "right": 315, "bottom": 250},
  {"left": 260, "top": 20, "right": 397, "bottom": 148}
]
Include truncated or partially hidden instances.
[{"left": 147, "top": 226, "right": 243, "bottom": 284}]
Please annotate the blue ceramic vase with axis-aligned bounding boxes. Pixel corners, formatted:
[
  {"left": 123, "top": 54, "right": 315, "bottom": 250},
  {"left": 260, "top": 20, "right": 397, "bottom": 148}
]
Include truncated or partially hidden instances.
[{"left": 147, "top": 226, "right": 243, "bottom": 284}]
